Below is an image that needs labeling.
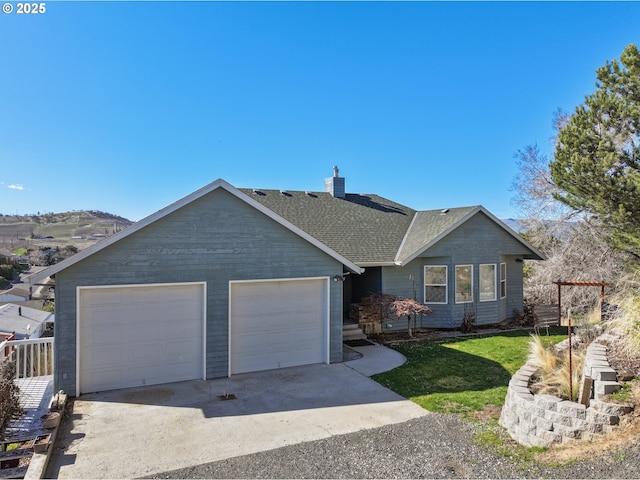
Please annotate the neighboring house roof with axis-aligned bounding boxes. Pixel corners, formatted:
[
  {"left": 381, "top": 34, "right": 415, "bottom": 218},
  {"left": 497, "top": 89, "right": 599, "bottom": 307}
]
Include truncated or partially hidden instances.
[
  {"left": 17, "top": 267, "right": 46, "bottom": 281},
  {"left": 0, "top": 286, "right": 31, "bottom": 301},
  {"left": 0, "top": 303, "right": 53, "bottom": 340},
  {"left": 28, "top": 179, "right": 364, "bottom": 284}
]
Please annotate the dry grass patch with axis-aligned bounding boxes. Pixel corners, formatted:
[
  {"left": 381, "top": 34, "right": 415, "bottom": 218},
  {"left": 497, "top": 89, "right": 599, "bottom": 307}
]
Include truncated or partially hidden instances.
[{"left": 528, "top": 334, "right": 586, "bottom": 402}]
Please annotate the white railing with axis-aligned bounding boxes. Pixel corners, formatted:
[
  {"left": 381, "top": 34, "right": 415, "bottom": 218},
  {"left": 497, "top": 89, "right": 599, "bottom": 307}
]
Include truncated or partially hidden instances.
[{"left": 0, "top": 337, "right": 54, "bottom": 378}]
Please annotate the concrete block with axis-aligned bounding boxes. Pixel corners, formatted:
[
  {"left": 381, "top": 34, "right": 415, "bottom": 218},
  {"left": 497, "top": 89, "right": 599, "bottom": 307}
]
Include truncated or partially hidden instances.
[
  {"left": 515, "top": 407, "right": 531, "bottom": 422},
  {"left": 571, "top": 418, "right": 604, "bottom": 434},
  {"left": 544, "top": 410, "right": 573, "bottom": 427},
  {"left": 591, "top": 367, "right": 618, "bottom": 382},
  {"left": 533, "top": 415, "right": 553, "bottom": 431},
  {"left": 585, "top": 361, "right": 610, "bottom": 377},
  {"left": 511, "top": 385, "right": 532, "bottom": 396},
  {"left": 511, "top": 373, "right": 531, "bottom": 385},
  {"left": 587, "top": 353, "right": 608, "bottom": 362},
  {"left": 499, "top": 409, "right": 518, "bottom": 427},
  {"left": 516, "top": 391, "right": 534, "bottom": 402},
  {"left": 534, "top": 394, "right": 562, "bottom": 411},
  {"left": 557, "top": 400, "right": 586, "bottom": 419},
  {"left": 586, "top": 410, "right": 619, "bottom": 426},
  {"left": 595, "top": 381, "right": 621, "bottom": 397},
  {"left": 536, "top": 429, "right": 562, "bottom": 445},
  {"left": 554, "top": 423, "right": 580, "bottom": 439},
  {"left": 588, "top": 344, "right": 607, "bottom": 354},
  {"left": 590, "top": 400, "right": 633, "bottom": 416},
  {"left": 514, "top": 423, "right": 536, "bottom": 436},
  {"left": 518, "top": 364, "right": 537, "bottom": 376}
]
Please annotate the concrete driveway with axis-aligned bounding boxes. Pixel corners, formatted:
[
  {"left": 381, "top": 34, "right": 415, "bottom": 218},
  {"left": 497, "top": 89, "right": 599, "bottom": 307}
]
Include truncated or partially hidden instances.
[{"left": 46, "top": 344, "right": 429, "bottom": 479}]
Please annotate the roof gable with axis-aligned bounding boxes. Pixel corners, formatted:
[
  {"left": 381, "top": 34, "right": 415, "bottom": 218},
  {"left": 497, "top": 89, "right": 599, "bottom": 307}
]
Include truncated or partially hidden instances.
[
  {"left": 396, "top": 207, "right": 478, "bottom": 264},
  {"left": 396, "top": 206, "right": 545, "bottom": 265}
]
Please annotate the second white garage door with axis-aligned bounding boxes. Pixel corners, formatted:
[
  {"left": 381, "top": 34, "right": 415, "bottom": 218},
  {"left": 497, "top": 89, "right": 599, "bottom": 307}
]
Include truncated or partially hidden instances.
[
  {"left": 78, "top": 282, "right": 205, "bottom": 394},
  {"left": 229, "top": 278, "right": 328, "bottom": 375}
]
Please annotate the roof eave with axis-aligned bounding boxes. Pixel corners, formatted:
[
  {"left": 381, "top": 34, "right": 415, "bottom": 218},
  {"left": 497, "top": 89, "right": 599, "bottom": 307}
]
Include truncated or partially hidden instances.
[{"left": 356, "top": 261, "right": 400, "bottom": 268}]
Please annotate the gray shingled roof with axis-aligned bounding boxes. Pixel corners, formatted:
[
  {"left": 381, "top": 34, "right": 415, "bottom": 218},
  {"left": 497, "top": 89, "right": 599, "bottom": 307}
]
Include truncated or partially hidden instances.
[
  {"left": 396, "top": 206, "right": 478, "bottom": 264},
  {"left": 240, "top": 188, "right": 544, "bottom": 266},
  {"left": 239, "top": 189, "right": 416, "bottom": 265}
]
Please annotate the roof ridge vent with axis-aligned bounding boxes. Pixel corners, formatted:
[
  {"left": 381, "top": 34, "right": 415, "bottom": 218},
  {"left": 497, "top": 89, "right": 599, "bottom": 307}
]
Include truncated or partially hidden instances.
[
  {"left": 440, "top": 208, "right": 450, "bottom": 215},
  {"left": 252, "top": 189, "right": 266, "bottom": 196},
  {"left": 280, "top": 190, "right": 292, "bottom": 197}
]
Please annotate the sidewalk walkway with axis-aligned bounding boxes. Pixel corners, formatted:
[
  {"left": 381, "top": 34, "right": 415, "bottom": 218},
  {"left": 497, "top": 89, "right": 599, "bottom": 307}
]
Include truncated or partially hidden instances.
[{"left": 343, "top": 341, "right": 408, "bottom": 376}]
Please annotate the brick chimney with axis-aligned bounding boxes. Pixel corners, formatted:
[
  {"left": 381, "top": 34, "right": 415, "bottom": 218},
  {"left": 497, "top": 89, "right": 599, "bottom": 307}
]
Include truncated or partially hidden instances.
[{"left": 324, "top": 166, "right": 345, "bottom": 198}]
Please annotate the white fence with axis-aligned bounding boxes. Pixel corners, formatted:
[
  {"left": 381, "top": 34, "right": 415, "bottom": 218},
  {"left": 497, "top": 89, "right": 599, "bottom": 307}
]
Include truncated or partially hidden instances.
[{"left": 0, "top": 337, "right": 54, "bottom": 378}]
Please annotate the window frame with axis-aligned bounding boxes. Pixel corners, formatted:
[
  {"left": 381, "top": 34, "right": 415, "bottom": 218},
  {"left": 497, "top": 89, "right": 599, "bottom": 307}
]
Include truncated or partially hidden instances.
[
  {"left": 500, "top": 262, "right": 507, "bottom": 299},
  {"left": 455, "top": 264, "right": 473, "bottom": 304},
  {"left": 423, "top": 265, "right": 448, "bottom": 304},
  {"left": 479, "top": 263, "right": 497, "bottom": 302}
]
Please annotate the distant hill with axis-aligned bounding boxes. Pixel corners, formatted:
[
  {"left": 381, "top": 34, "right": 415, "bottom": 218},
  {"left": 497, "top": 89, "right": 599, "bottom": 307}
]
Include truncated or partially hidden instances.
[{"left": 0, "top": 211, "right": 133, "bottom": 265}]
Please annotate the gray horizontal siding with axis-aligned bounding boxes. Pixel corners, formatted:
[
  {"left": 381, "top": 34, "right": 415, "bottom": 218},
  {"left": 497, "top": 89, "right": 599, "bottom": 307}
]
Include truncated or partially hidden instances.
[
  {"left": 379, "top": 212, "right": 528, "bottom": 330},
  {"left": 54, "top": 188, "right": 344, "bottom": 396}
]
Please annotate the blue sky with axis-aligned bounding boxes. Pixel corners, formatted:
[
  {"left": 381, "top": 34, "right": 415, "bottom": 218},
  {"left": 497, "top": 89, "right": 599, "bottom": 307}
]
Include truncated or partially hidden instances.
[{"left": 1, "top": 1, "right": 639, "bottom": 221}]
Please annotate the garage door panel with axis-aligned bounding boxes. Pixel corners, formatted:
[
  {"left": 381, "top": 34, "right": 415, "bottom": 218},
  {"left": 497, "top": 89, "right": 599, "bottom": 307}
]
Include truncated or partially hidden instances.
[
  {"left": 81, "top": 307, "right": 125, "bottom": 328},
  {"left": 84, "top": 289, "right": 124, "bottom": 306},
  {"left": 164, "top": 340, "right": 202, "bottom": 361},
  {"left": 230, "top": 279, "right": 327, "bottom": 375},
  {"left": 81, "top": 345, "right": 126, "bottom": 370},
  {"left": 232, "top": 332, "right": 265, "bottom": 350},
  {"left": 81, "top": 323, "right": 126, "bottom": 345},
  {"left": 79, "top": 283, "right": 204, "bottom": 394},
  {"left": 82, "top": 368, "right": 125, "bottom": 393}
]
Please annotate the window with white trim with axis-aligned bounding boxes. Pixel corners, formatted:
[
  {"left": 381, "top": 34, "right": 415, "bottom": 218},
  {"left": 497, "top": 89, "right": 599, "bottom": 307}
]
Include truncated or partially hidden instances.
[
  {"left": 479, "top": 264, "right": 497, "bottom": 302},
  {"left": 500, "top": 262, "right": 507, "bottom": 299},
  {"left": 424, "top": 265, "right": 447, "bottom": 304},
  {"left": 455, "top": 265, "right": 473, "bottom": 303}
]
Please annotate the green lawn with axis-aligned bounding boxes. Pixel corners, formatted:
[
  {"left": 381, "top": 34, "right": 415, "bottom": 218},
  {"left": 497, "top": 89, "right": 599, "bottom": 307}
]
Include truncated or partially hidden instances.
[{"left": 373, "top": 328, "right": 567, "bottom": 418}]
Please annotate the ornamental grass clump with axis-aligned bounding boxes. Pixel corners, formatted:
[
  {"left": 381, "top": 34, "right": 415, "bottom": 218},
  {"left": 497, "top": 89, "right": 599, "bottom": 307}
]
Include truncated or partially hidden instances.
[
  {"left": 528, "top": 334, "right": 585, "bottom": 402},
  {"left": 607, "top": 274, "right": 640, "bottom": 362}
]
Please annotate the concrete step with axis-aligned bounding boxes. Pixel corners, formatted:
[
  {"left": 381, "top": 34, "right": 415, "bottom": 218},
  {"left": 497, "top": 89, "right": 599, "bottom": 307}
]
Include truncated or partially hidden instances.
[{"left": 343, "top": 323, "right": 367, "bottom": 341}]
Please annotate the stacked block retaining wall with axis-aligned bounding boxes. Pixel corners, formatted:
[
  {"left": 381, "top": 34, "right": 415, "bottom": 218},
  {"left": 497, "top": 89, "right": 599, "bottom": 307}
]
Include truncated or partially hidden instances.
[{"left": 500, "top": 339, "right": 632, "bottom": 447}]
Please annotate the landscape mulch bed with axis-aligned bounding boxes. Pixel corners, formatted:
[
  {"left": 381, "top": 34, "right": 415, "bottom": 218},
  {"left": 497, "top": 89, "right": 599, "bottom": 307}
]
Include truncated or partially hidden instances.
[{"left": 368, "top": 324, "right": 526, "bottom": 345}]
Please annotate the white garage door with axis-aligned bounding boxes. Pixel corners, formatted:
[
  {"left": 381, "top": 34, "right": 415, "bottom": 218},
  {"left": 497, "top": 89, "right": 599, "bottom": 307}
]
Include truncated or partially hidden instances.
[
  {"left": 78, "top": 283, "right": 205, "bottom": 394},
  {"left": 229, "top": 278, "right": 328, "bottom": 375}
]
